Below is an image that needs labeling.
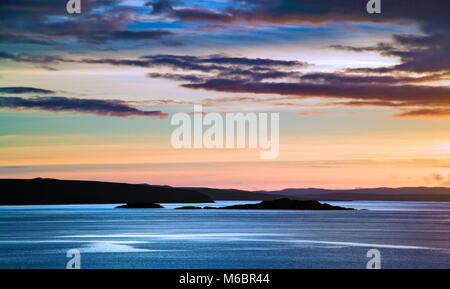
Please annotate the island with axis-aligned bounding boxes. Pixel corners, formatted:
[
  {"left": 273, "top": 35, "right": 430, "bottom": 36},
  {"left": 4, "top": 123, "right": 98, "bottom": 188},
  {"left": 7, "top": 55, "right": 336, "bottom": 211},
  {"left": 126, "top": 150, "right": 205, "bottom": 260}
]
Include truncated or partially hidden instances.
[
  {"left": 175, "top": 198, "right": 354, "bottom": 210},
  {"left": 174, "top": 206, "right": 203, "bottom": 210},
  {"left": 115, "top": 203, "right": 164, "bottom": 209}
]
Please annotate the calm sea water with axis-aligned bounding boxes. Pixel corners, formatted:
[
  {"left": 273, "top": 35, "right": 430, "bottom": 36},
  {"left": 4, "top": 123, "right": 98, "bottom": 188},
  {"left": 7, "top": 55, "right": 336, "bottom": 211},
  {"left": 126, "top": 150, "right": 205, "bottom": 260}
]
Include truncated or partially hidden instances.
[{"left": 0, "top": 201, "right": 449, "bottom": 269}]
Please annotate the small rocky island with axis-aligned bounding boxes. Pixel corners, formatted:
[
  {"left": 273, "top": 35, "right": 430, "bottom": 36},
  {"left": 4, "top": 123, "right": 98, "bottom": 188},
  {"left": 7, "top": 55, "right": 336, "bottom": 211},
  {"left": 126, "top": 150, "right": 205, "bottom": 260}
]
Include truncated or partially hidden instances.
[
  {"left": 175, "top": 198, "right": 354, "bottom": 210},
  {"left": 115, "top": 203, "right": 164, "bottom": 209}
]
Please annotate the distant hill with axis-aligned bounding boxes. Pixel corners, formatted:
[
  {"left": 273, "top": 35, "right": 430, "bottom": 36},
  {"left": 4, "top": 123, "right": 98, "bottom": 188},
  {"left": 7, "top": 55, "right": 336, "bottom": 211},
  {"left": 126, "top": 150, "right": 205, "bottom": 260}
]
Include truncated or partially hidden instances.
[
  {"left": 181, "top": 187, "right": 295, "bottom": 201},
  {"left": 0, "top": 178, "right": 212, "bottom": 205},
  {"left": 256, "top": 187, "right": 450, "bottom": 202}
]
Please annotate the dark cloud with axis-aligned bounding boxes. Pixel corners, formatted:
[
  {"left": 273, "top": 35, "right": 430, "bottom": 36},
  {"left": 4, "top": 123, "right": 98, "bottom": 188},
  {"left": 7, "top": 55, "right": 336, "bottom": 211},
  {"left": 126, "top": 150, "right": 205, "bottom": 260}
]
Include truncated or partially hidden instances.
[
  {"left": 148, "top": 68, "right": 300, "bottom": 83},
  {"left": 79, "top": 54, "right": 308, "bottom": 75},
  {"left": 0, "top": 96, "right": 168, "bottom": 119},
  {"left": 181, "top": 79, "right": 450, "bottom": 108},
  {"left": 135, "top": 54, "right": 224, "bottom": 71},
  {"left": 148, "top": 0, "right": 235, "bottom": 23},
  {"left": 81, "top": 55, "right": 221, "bottom": 71},
  {"left": 392, "top": 34, "right": 445, "bottom": 48},
  {"left": 337, "top": 33, "right": 450, "bottom": 74},
  {"left": 150, "top": 0, "right": 449, "bottom": 30},
  {"left": 174, "top": 8, "right": 236, "bottom": 23},
  {"left": 330, "top": 43, "right": 394, "bottom": 53},
  {"left": 0, "top": 50, "right": 70, "bottom": 64},
  {"left": 147, "top": 0, "right": 174, "bottom": 15},
  {"left": 110, "top": 30, "right": 173, "bottom": 40},
  {"left": 141, "top": 54, "right": 308, "bottom": 72},
  {"left": 216, "top": 67, "right": 300, "bottom": 81},
  {"left": 328, "top": 100, "right": 410, "bottom": 108},
  {"left": 73, "top": 52, "right": 449, "bottom": 117},
  {"left": 0, "top": 87, "right": 55, "bottom": 94},
  {"left": 146, "top": 72, "right": 204, "bottom": 83},
  {"left": 299, "top": 72, "right": 446, "bottom": 85},
  {"left": 79, "top": 53, "right": 307, "bottom": 84},
  {"left": 0, "top": 1, "right": 174, "bottom": 45},
  {"left": 0, "top": 33, "right": 56, "bottom": 46},
  {"left": 29, "top": 12, "right": 173, "bottom": 44},
  {"left": 198, "top": 55, "right": 305, "bottom": 67},
  {"left": 394, "top": 108, "right": 450, "bottom": 118}
]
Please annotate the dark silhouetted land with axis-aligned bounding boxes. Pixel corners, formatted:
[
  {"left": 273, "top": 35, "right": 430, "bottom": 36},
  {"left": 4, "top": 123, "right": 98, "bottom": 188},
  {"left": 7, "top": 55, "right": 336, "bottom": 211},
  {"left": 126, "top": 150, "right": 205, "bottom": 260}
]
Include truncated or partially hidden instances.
[
  {"left": 1, "top": 178, "right": 449, "bottom": 205},
  {"left": 181, "top": 187, "right": 284, "bottom": 200},
  {"left": 0, "top": 178, "right": 212, "bottom": 205},
  {"left": 115, "top": 203, "right": 164, "bottom": 209},
  {"left": 175, "top": 198, "right": 354, "bottom": 210},
  {"left": 256, "top": 187, "right": 450, "bottom": 202}
]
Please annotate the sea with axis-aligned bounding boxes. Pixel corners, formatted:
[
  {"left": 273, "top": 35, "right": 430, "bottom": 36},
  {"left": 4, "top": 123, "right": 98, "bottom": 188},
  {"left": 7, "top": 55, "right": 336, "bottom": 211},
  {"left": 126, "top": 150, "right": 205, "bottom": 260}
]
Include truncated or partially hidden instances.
[{"left": 0, "top": 201, "right": 449, "bottom": 269}]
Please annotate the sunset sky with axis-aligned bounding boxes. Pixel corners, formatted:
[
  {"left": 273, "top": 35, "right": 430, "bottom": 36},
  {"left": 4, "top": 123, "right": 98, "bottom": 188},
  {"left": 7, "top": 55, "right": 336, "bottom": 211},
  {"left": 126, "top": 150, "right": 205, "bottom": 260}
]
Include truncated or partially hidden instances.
[{"left": 0, "top": 0, "right": 449, "bottom": 190}]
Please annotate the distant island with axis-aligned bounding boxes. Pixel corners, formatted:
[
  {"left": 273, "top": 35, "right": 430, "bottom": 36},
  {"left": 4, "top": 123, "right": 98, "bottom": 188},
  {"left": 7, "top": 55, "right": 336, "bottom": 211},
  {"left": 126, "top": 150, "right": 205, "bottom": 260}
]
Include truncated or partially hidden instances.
[
  {"left": 1, "top": 178, "right": 449, "bottom": 205},
  {"left": 115, "top": 203, "right": 164, "bottom": 209},
  {"left": 175, "top": 198, "right": 354, "bottom": 210},
  {"left": 182, "top": 186, "right": 450, "bottom": 202}
]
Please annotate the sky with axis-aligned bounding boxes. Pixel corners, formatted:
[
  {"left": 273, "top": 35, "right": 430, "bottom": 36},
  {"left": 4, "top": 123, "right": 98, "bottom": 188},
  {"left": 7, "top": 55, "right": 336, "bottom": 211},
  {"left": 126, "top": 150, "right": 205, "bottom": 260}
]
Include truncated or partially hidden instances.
[{"left": 0, "top": 0, "right": 449, "bottom": 190}]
